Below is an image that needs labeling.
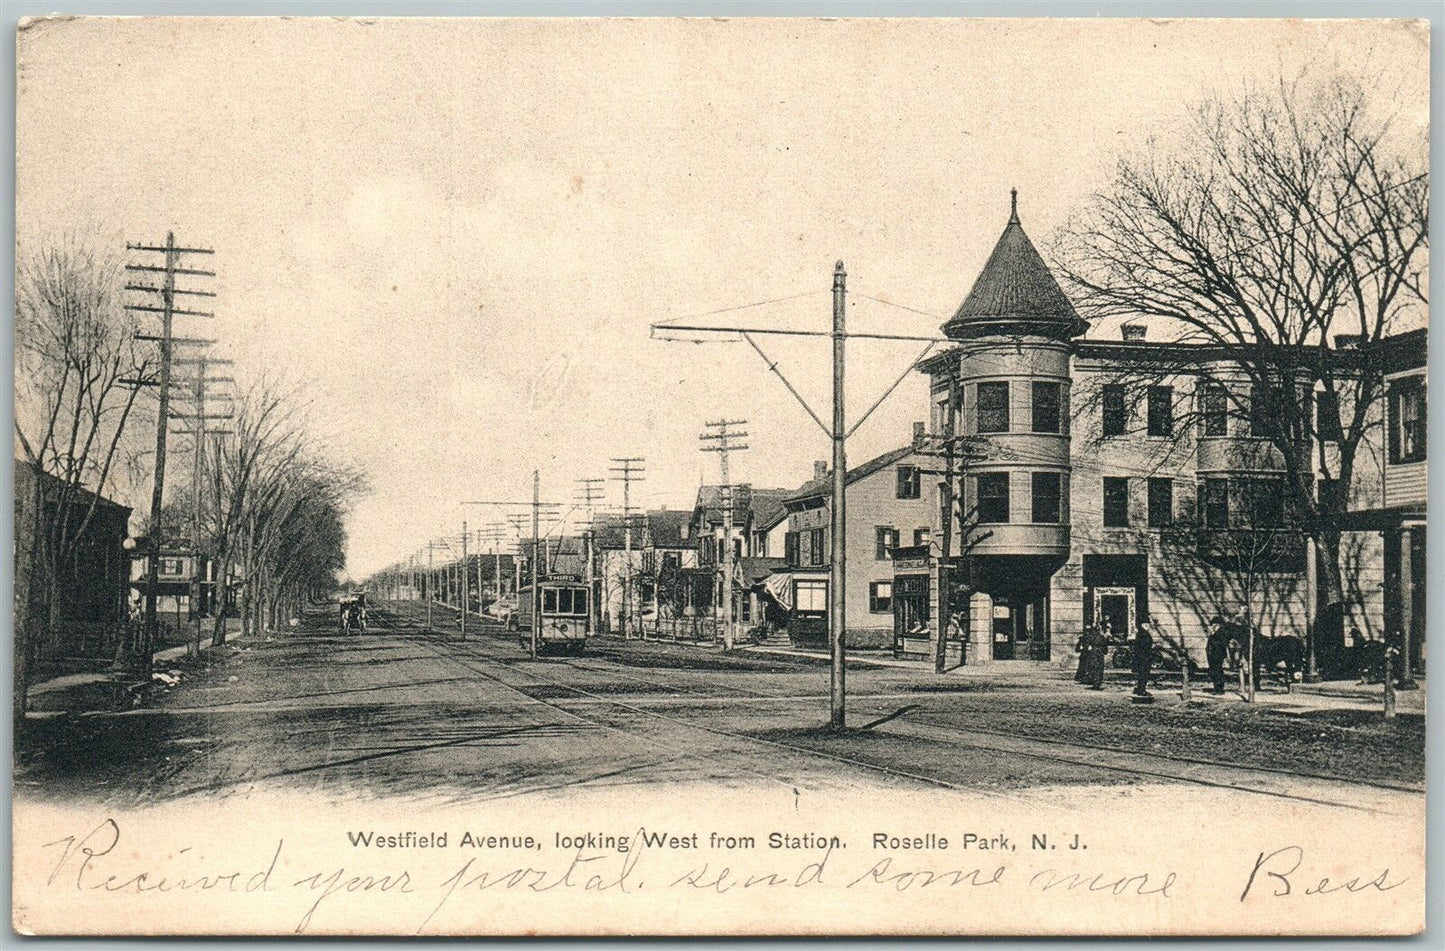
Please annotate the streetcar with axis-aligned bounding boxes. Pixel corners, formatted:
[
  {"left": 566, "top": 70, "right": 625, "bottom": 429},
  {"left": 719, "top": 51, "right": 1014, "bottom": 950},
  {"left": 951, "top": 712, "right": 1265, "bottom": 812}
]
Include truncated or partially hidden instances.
[{"left": 509, "top": 581, "right": 590, "bottom": 655}]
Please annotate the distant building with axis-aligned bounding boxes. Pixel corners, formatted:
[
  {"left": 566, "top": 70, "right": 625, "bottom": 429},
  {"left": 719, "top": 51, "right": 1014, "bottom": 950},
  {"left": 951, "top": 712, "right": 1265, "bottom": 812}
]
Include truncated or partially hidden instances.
[{"left": 765, "top": 440, "right": 935, "bottom": 650}]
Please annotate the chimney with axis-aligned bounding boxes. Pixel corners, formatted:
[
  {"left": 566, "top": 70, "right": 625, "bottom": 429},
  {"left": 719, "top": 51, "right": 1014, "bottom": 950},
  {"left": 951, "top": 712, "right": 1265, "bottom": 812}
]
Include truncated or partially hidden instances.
[
  {"left": 912, "top": 421, "right": 926, "bottom": 448},
  {"left": 814, "top": 460, "right": 828, "bottom": 482},
  {"left": 1121, "top": 323, "right": 1148, "bottom": 341}
]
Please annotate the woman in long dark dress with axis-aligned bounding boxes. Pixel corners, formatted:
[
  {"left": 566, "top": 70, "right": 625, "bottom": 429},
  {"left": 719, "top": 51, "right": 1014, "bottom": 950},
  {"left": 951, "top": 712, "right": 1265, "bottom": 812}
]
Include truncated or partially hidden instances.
[
  {"left": 1082, "top": 625, "right": 1108, "bottom": 689},
  {"left": 1074, "top": 624, "right": 1096, "bottom": 683}
]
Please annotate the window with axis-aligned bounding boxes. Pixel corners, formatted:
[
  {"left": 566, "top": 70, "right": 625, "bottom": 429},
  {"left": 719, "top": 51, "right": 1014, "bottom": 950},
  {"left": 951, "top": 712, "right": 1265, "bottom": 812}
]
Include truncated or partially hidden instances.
[
  {"left": 1204, "top": 478, "right": 1230, "bottom": 529},
  {"left": 794, "top": 579, "right": 828, "bottom": 613},
  {"left": 869, "top": 581, "right": 893, "bottom": 614},
  {"left": 1147, "top": 478, "right": 1173, "bottom": 528},
  {"left": 561, "top": 588, "right": 589, "bottom": 616},
  {"left": 875, "top": 526, "right": 900, "bottom": 560},
  {"left": 1031, "top": 471, "right": 1062, "bottom": 524},
  {"left": 913, "top": 527, "right": 930, "bottom": 547},
  {"left": 1317, "top": 391, "right": 1343, "bottom": 442},
  {"left": 1249, "top": 479, "right": 1285, "bottom": 528},
  {"left": 1102, "top": 384, "right": 1126, "bottom": 436},
  {"left": 807, "top": 528, "right": 826, "bottom": 566},
  {"left": 931, "top": 393, "right": 952, "bottom": 436},
  {"left": 1032, "top": 382, "right": 1062, "bottom": 434},
  {"left": 1147, "top": 385, "right": 1173, "bottom": 437},
  {"left": 1103, "top": 477, "right": 1130, "bottom": 528},
  {"left": 1389, "top": 377, "right": 1426, "bottom": 464},
  {"left": 1202, "top": 383, "right": 1228, "bottom": 437},
  {"left": 784, "top": 531, "right": 800, "bottom": 567},
  {"left": 662, "top": 551, "right": 680, "bottom": 571},
  {"left": 977, "top": 473, "right": 1010, "bottom": 523},
  {"left": 978, "top": 382, "right": 1010, "bottom": 433},
  {"left": 1250, "top": 384, "right": 1274, "bottom": 437},
  {"left": 543, "top": 589, "right": 558, "bottom": 613},
  {"left": 896, "top": 465, "right": 921, "bottom": 499}
]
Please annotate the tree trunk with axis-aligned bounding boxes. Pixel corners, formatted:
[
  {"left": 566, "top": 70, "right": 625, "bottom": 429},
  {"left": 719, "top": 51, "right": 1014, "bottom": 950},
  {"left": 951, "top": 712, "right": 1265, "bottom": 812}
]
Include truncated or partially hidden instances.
[
  {"left": 13, "top": 473, "right": 44, "bottom": 726},
  {"left": 1313, "top": 531, "right": 1347, "bottom": 677}
]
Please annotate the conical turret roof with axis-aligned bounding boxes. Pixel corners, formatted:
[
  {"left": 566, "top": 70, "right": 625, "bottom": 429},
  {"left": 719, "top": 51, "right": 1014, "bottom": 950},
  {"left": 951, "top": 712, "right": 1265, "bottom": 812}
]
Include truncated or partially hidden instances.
[{"left": 942, "top": 190, "right": 1086, "bottom": 340}]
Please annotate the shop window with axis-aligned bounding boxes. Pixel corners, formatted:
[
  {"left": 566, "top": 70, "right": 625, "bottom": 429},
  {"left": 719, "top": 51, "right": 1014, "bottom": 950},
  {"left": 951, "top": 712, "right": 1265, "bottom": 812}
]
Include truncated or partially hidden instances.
[{"left": 794, "top": 579, "right": 828, "bottom": 613}]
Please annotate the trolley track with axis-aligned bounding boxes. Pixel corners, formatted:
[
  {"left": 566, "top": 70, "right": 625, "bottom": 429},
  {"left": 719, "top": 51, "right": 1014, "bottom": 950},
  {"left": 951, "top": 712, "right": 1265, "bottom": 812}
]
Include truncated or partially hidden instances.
[
  {"left": 371, "top": 602, "right": 1397, "bottom": 812},
  {"left": 373, "top": 603, "right": 1047, "bottom": 805}
]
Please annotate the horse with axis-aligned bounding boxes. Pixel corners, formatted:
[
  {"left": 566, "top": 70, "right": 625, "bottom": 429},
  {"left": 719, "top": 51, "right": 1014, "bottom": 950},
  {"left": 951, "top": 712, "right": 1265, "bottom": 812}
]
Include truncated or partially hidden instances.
[{"left": 1227, "top": 630, "right": 1306, "bottom": 689}]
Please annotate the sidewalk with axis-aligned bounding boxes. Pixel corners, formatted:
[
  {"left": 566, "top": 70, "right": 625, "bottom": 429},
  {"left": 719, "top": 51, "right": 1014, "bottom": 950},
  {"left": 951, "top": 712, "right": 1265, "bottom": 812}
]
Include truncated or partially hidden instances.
[{"left": 25, "top": 639, "right": 239, "bottom": 715}]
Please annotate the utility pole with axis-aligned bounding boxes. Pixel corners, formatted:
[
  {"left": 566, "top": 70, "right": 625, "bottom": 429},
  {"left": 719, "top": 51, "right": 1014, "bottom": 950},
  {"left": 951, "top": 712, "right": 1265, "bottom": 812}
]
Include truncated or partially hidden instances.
[
  {"left": 426, "top": 541, "right": 440, "bottom": 631},
  {"left": 125, "top": 233, "right": 215, "bottom": 673},
  {"left": 701, "top": 420, "right": 749, "bottom": 650},
  {"left": 531, "top": 470, "right": 541, "bottom": 659},
  {"left": 509, "top": 514, "right": 528, "bottom": 604},
  {"left": 829, "top": 261, "right": 847, "bottom": 730},
  {"left": 609, "top": 458, "right": 646, "bottom": 640},
  {"left": 164, "top": 352, "right": 234, "bottom": 658},
  {"left": 577, "top": 478, "right": 606, "bottom": 636},
  {"left": 460, "top": 521, "right": 468, "bottom": 639}
]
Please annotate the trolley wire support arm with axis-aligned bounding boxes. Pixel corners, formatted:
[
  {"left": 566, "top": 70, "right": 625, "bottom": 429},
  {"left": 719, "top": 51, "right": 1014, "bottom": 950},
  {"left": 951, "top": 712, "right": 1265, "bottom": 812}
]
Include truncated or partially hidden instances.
[{"left": 650, "top": 263, "right": 967, "bottom": 731}]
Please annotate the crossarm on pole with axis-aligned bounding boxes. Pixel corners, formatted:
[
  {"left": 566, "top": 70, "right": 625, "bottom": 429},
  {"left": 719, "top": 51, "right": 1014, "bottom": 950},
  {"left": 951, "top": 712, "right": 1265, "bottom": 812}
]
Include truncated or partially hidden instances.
[
  {"left": 740, "top": 332, "right": 832, "bottom": 438},
  {"left": 845, "top": 339, "right": 937, "bottom": 439}
]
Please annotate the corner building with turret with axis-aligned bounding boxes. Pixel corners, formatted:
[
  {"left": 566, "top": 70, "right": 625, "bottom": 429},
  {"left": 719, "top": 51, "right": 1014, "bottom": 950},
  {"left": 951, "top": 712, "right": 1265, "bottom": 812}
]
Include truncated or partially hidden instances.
[{"left": 906, "top": 192, "right": 1420, "bottom": 676}]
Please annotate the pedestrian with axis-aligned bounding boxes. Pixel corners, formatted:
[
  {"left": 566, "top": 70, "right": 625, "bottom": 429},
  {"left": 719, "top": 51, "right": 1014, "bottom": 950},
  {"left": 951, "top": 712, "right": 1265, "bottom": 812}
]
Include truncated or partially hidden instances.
[
  {"left": 1080, "top": 624, "right": 1107, "bottom": 690},
  {"left": 1206, "top": 616, "right": 1229, "bottom": 694},
  {"left": 1131, "top": 619, "right": 1154, "bottom": 701},
  {"left": 1074, "top": 624, "right": 1094, "bottom": 683}
]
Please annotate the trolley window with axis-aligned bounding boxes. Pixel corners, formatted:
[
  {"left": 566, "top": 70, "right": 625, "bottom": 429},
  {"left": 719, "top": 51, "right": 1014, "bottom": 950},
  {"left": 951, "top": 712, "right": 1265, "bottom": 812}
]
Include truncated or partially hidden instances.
[{"left": 543, "top": 589, "right": 558, "bottom": 613}]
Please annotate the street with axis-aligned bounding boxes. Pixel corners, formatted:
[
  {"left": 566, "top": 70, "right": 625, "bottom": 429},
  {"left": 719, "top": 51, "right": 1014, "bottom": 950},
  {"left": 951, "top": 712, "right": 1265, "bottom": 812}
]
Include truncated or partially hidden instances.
[{"left": 17, "top": 601, "right": 1423, "bottom": 814}]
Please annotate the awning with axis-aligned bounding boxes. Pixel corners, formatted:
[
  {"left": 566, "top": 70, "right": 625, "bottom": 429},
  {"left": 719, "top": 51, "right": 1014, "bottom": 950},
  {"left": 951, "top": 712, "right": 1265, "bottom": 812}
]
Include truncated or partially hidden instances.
[{"left": 762, "top": 572, "right": 793, "bottom": 610}]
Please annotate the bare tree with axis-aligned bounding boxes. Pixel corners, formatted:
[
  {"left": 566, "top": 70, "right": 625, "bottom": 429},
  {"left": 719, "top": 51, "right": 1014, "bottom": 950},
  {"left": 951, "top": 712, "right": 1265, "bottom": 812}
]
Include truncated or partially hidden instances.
[
  {"left": 13, "top": 239, "right": 153, "bottom": 716},
  {"left": 1056, "top": 72, "right": 1428, "bottom": 671}
]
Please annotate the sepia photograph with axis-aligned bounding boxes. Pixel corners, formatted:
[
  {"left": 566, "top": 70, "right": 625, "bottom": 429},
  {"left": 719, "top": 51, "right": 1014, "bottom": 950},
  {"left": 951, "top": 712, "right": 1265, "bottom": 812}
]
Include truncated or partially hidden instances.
[{"left": 9, "top": 12, "right": 1431, "bottom": 937}]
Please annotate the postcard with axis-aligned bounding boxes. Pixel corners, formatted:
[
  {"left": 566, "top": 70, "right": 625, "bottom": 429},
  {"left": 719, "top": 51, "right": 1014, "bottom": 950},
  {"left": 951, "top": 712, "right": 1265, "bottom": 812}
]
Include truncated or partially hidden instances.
[{"left": 12, "top": 14, "right": 1428, "bottom": 936}]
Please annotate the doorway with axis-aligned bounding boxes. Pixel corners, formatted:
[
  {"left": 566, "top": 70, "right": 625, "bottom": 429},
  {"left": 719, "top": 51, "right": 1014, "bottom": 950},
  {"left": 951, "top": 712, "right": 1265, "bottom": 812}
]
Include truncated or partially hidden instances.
[
  {"left": 991, "top": 595, "right": 1050, "bottom": 660},
  {"left": 1093, "top": 586, "right": 1135, "bottom": 640}
]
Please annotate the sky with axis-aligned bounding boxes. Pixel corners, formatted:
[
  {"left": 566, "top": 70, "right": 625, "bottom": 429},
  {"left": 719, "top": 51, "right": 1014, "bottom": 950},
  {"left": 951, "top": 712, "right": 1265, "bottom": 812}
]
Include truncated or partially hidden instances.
[{"left": 15, "top": 16, "right": 1429, "bottom": 579}]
